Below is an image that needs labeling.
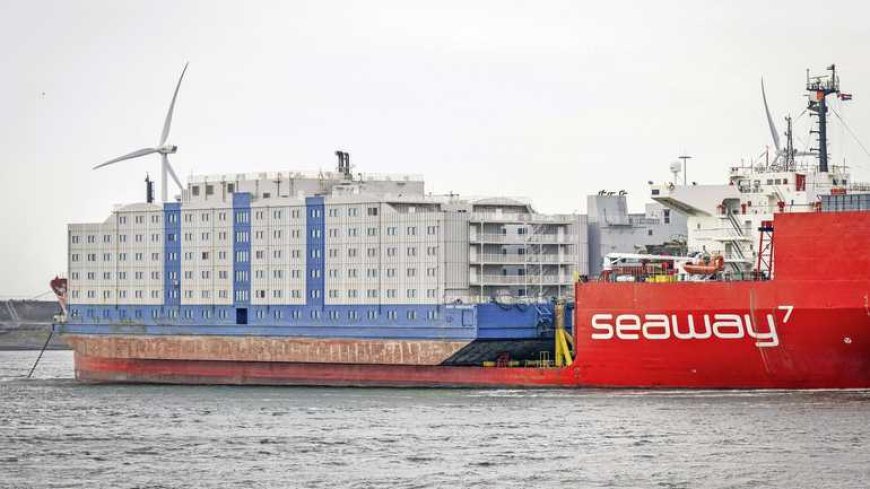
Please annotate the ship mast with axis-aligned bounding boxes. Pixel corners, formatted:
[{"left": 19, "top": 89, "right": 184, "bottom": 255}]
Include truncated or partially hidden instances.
[
  {"left": 806, "top": 64, "right": 842, "bottom": 173},
  {"left": 784, "top": 115, "right": 795, "bottom": 171}
]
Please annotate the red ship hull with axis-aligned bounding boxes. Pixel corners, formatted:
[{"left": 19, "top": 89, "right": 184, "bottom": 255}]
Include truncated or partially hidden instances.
[
  {"left": 74, "top": 353, "right": 582, "bottom": 387},
  {"left": 573, "top": 211, "right": 870, "bottom": 388},
  {"left": 573, "top": 280, "right": 870, "bottom": 388}
]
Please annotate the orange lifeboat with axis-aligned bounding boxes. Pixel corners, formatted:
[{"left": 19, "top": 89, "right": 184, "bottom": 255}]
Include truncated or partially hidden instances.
[{"left": 683, "top": 255, "right": 725, "bottom": 275}]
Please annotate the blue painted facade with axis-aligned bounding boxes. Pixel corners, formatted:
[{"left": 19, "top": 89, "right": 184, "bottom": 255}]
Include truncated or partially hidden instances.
[
  {"left": 61, "top": 304, "right": 478, "bottom": 340},
  {"left": 305, "top": 196, "right": 325, "bottom": 307},
  {"left": 163, "top": 202, "right": 181, "bottom": 314},
  {"left": 232, "top": 193, "right": 251, "bottom": 309},
  {"left": 63, "top": 301, "right": 568, "bottom": 341}
]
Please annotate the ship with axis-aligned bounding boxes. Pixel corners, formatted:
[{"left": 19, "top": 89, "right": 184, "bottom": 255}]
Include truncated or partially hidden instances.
[{"left": 52, "top": 64, "right": 870, "bottom": 388}]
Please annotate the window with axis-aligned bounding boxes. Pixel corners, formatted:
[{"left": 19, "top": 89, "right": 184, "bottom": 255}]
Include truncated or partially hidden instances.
[
  {"left": 406, "top": 268, "right": 416, "bottom": 277},
  {"left": 367, "top": 207, "right": 378, "bottom": 216},
  {"left": 407, "top": 226, "right": 416, "bottom": 236},
  {"left": 407, "top": 247, "right": 417, "bottom": 257},
  {"left": 407, "top": 289, "right": 417, "bottom": 298},
  {"left": 192, "top": 185, "right": 200, "bottom": 196},
  {"left": 427, "top": 226, "right": 437, "bottom": 235},
  {"left": 386, "top": 247, "right": 397, "bottom": 257}
]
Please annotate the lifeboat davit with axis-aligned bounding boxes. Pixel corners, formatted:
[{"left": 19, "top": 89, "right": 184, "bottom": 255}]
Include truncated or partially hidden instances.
[{"left": 683, "top": 255, "right": 725, "bottom": 275}]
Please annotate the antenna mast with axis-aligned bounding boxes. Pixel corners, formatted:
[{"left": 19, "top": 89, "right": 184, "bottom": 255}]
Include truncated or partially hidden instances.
[
  {"left": 807, "top": 64, "right": 841, "bottom": 173},
  {"left": 784, "top": 115, "right": 795, "bottom": 171}
]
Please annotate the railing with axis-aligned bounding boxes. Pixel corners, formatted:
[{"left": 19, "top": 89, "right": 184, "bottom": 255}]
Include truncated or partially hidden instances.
[
  {"left": 470, "top": 275, "right": 570, "bottom": 285},
  {"left": 470, "top": 212, "right": 577, "bottom": 223},
  {"left": 471, "top": 254, "right": 576, "bottom": 264},
  {"left": 473, "top": 233, "right": 574, "bottom": 244},
  {"left": 691, "top": 227, "right": 753, "bottom": 242},
  {"left": 599, "top": 271, "right": 767, "bottom": 284}
]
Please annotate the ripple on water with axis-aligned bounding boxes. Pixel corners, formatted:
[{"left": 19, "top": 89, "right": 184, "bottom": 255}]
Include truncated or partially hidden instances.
[{"left": 2, "top": 351, "right": 870, "bottom": 488}]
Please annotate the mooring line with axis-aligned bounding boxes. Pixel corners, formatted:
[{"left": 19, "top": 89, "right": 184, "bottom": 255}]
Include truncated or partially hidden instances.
[{"left": 27, "top": 329, "right": 54, "bottom": 378}]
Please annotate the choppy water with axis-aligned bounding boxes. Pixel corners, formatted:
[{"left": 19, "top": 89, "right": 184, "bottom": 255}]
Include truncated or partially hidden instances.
[{"left": 2, "top": 351, "right": 870, "bottom": 488}]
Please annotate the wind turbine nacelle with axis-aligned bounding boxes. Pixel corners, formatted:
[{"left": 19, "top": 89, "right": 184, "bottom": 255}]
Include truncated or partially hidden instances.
[{"left": 159, "top": 144, "right": 178, "bottom": 154}]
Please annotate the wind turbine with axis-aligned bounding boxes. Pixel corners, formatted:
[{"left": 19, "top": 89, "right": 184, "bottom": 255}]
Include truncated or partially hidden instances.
[
  {"left": 761, "top": 78, "right": 784, "bottom": 165},
  {"left": 94, "top": 62, "right": 189, "bottom": 202}
]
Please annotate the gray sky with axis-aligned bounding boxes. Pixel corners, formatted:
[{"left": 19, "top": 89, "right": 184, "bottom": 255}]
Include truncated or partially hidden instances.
[{"left": 3, "top": 0, "right": 870, "bottom": 297}]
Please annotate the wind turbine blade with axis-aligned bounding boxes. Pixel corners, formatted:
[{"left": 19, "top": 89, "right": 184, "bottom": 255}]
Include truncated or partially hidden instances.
[
  {"left": 93, "top": 147, "right": 159, "bottom": 169},
  {"left": 761, "top": 78, "right": 782, "bottom": 153},
  {"left": 159, "top": 62, "right": 189, "bottom": 146},
  {"left": 163, "top": 154, "right": 184, "bottom": 191}
]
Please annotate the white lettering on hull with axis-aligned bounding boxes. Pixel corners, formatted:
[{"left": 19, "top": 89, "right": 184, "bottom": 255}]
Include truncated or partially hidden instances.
[{"left": 590, "top": 306, "right": 793, "bottom": 348}]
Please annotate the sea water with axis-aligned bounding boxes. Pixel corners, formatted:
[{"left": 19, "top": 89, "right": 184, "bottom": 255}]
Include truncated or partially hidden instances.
[{"left": 1, "top": 351, "right": 869, "bottom": 488}]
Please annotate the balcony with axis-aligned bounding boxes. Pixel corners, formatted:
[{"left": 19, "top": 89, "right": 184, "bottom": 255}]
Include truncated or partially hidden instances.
[
  {"left": 470, "top": 253, "right": 576, "bottom": 264},
  {"left": 470, "top": 212, "right": 576, "bottom": 224},
  {"left": 469, "top": 274, "right": 570, "bottom": 286},
  {"left": 473, "top": 233, "right": 574, "bottom": 244}
]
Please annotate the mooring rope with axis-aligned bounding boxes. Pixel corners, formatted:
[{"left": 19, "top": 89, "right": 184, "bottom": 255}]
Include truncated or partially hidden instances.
[{"left": 27, "top": 329, "right": 54, "bottom": 379}]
